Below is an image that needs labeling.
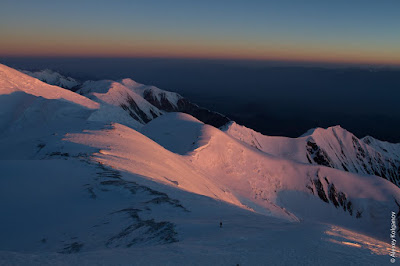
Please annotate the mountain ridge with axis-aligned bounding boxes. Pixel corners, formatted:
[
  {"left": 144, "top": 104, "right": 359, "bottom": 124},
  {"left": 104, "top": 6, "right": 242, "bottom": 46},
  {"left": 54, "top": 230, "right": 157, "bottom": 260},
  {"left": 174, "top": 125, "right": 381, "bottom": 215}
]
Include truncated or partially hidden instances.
[{"left": 223, "top": 121, "right": 400, "bottom": 187}]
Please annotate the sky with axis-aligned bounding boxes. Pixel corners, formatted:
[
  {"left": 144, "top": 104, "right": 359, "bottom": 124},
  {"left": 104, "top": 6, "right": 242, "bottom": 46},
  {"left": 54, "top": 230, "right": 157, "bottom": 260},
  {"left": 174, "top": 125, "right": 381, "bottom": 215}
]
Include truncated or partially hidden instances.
[{"left": 1, "top": 0, "right": 400, "bottom": 65}]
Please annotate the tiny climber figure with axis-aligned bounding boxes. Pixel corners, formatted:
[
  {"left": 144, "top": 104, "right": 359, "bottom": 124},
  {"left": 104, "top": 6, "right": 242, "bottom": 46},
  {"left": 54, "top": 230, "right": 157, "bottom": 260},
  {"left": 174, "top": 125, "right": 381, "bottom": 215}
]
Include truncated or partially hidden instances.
[{"left": 220, "top": 221, "right": 222, "bottom": 228}]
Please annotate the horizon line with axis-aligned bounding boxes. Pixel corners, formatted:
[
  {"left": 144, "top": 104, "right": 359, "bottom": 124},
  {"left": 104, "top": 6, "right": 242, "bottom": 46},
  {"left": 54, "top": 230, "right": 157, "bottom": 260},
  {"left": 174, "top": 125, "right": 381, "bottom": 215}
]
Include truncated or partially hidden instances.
[{"left": 1, "top": 54, "right": 400, "bottom": 69}]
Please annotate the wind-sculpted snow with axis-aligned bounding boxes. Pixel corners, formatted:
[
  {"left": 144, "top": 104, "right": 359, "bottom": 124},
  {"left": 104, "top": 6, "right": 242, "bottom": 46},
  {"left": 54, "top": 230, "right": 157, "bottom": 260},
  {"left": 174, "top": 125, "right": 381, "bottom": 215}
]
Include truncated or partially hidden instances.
[
  {"left": 0, "top": 159, "right": 186, "bottom": 254},
  {"left": 223, "top": 121, "right": 400, "bottom": 187}
]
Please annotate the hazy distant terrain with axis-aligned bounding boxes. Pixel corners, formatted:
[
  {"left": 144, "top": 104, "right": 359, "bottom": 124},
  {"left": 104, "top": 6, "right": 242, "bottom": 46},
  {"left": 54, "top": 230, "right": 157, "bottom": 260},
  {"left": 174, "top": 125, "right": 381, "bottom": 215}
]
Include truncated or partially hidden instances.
[{"left": 2, "top": 57, "right": 400, "bottom": 142}]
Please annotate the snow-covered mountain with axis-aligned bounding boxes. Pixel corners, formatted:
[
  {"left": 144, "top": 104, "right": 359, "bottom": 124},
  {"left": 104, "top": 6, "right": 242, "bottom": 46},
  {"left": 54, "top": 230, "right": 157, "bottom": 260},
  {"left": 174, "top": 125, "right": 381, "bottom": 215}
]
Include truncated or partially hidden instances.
[
  {"left": 1, "top": 63, "right": 399, "bottom": 265},
  {"left": 120, "top": 78, "right": 230, "bottom": 127},
  {"left": 79, "top": 80, "right": 163, "bottom": 124},
  {"left": 22, "top": 69, "right": 80, "bottom": 90},
  {"left": 78, "top": 78, "right": 230, "bottom": 129},
  {"left": 363, "top": 135, "right": 400, "bottom": 161},
  {"left": 222, "top": 122, "right": 400, "bottom": 187},
  {"left": 19, "top": 69, "right": 230, "bottom": 129}
]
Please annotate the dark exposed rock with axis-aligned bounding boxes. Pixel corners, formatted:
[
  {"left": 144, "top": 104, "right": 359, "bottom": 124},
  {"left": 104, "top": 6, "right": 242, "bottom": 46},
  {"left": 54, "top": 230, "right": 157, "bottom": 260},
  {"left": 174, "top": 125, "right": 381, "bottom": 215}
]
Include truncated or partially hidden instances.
[
  {"left": 341, "top": 163, "right": 349, "bottom": 172},
  {"left": 48, "top": 152, "right": 69, "bottom": 157},
  {"left": 306, "top": 154, "right": 312, "bottom": 164},
  {"left": 352, "top": 136, "right": 366, "bottom": 158},
  {"left": 125, "top": 94, "right": 157, "bottom": 123},
  {"left": 143, "top": 89, "right": 177, "bottom": 112},
  {"left": 313, "top": 178, "right": 329, "bottom": 203},
  {"left": 337, "top": 192, "right": 348, "bottom": 212},
  {"left": 347, "top": 202, "right": 353, "bottom": 216},
  {"left": 305, "top": 133, "right": 400, "bottom": 188},
  {"left": 308, "top": 174, "right": 357, "bottom": 217},
  {"left": 306, "top": 139, "right": 332, "bottom": 167},
  {"left": 306, "top": 184, "right": 314, "bottom": 194},
  {"left": 328, "top": 183, "right": 339, "bottom": 208}
]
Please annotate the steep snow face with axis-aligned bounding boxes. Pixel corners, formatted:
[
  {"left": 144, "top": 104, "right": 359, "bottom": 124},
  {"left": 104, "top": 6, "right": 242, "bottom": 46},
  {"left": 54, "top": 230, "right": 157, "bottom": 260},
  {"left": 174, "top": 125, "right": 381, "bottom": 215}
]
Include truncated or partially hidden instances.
[
  {"left": 79, "top": 80, "right": 162, "bottom": 124},
  {"left": 22, "top": 69, "right": 80, "bottom": 90},
  {"left": 0, "top": 64, "right": 99, "bottom": 110},
  {"left": 363, "top": 135, "right": 400, "bottom": 161},
  {"left": 223, "top": 122, "right": 400, "bottom": 187}
]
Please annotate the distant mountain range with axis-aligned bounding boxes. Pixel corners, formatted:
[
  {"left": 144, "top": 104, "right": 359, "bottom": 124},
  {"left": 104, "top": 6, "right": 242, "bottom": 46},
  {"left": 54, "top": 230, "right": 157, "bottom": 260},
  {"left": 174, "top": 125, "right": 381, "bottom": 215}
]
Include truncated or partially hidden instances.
[{"left": 21, "top": 67, "right": 400, "bottom": 188}]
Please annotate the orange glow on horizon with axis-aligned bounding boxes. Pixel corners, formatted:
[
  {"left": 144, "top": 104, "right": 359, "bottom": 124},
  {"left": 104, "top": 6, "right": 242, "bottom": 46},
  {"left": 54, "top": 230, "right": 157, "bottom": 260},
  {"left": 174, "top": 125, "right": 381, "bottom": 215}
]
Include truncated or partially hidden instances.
[{"left": 1, "top": 37, "right": 400, "bottom": 66}]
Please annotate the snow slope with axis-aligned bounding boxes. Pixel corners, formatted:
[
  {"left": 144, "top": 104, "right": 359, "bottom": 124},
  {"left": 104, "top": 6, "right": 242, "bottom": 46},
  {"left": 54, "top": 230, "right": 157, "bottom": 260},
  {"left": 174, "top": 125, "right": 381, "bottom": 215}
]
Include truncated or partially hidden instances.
[
  {"left": 141, "top": 113, "right": 206, "bottom": 155},
  {"left": 0, "top": 64, "right": 100, "bottom": 134},
  {"left": 0, "top": 158, "right": 392, "bottom": 265},
  {"left": 0, "top": 64, "right": 98, "bottom": 109},
  {"left": 223, "top": 121, "right": 400, "bottom": 187},
  {"left": 1, "top": 64, "right": 399, "bottom": 265},
  {"left": 65, "top": 122, "right": 242, "bottom": 208}
]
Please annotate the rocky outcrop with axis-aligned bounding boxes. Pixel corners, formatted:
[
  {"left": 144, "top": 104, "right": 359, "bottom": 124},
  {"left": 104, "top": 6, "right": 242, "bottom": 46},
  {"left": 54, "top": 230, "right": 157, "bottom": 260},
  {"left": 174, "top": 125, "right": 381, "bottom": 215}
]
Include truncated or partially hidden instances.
[
  {"left": 305, "top": 128, "right": 400, "bottom": 188},
  {"left": 308, "top": 172, "right": 356, "bottom": 217},
  {"left": 306, "top": 139, "right": 333, "bottom": 167},
  {"left": 120, "top": 94, "right": 159, "bottom": 123}
]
